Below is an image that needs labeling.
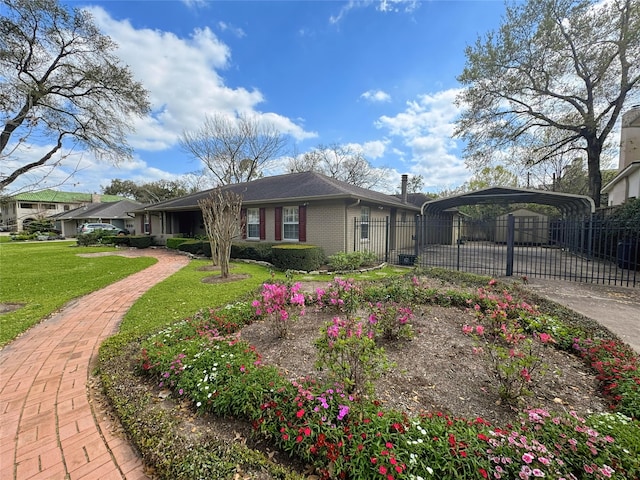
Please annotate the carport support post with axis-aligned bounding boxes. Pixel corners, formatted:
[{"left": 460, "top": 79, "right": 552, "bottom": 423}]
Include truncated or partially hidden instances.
[
  {"left": 456, "top": 215, "right": 461, "bottom": 271},
  {"left": 506, "top": 214, "right": 515, "bottom": 277}
]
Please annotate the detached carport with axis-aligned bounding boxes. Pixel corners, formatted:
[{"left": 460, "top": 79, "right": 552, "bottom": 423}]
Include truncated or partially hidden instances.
[
  {"left": 421, "top": 187, "right": 595, "bottom": 217},
  {"left": 413, "top": 187, "right": 637, "bottom": 286}
]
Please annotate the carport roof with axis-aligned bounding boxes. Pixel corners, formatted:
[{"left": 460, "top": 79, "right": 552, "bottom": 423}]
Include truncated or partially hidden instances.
[{"left": 421, "top": 187, "right": 595, "bottom": 216}]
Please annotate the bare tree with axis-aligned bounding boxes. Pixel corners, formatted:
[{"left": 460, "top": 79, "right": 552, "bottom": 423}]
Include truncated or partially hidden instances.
[
  {"left": 180, "top": 113, "right": 288, "bottom": 185},
  {"left": 0, "top": 0, "right": 150, "bottom": 191},
  {"left": 286, "top": 143, "right": 389, "bottom": 189},
  {"left": 455, "top": 0, "right": 640, "bottom": 207},
  {"left": 198, "top": 188, "right": 243, "bottom": 278}
]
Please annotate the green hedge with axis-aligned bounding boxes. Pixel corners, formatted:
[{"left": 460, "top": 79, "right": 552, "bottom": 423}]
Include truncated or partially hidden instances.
[
  {"left": 129, "top": 236, "right": 153, "bottom": 248},
  {"left": 177, "top": 240, "right": 212, "bottom": 257},
  {"left": 166, "top": 237, "right": 191, "bottom": 249},
  {"left": 271, "top": 244, "right": 324, "bottom": 271},
  {"left": 231, "top": 242, "right": 275, "bottom": 262}
]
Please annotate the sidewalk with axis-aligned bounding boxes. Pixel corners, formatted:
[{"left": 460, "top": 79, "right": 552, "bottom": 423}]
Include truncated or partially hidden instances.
[{"left": 0, "top": 248, "right": 189, "bottom": 480}]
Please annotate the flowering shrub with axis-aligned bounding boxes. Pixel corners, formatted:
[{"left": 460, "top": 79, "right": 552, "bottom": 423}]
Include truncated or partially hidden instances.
[
  {"left": 573, "top": 338, "right": 640, "bottom": 418},
  {"left": 367, "top": 301, "right": 415, "bottom": 340},
  {"left": 315, "top": 277, "right": 362, "bottom": 318},
  {"left": 314, "top": 316, "right": 392, "bottom": 397},
  {"left": 463, "top": 281, "right": 553, "bottom": 404},
  {"left": 252, "top": 281, "right": 306, "bottom": 338}
]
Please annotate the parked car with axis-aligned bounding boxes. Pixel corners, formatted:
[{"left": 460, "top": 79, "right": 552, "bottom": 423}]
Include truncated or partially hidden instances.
[{"left": 77, "top": 223, "right": 129, "bottom": 235}]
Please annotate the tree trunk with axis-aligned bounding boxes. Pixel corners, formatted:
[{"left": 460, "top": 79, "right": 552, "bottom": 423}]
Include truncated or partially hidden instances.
[{"left": 586, "top": 138, "right": 603, "bottom": 208}]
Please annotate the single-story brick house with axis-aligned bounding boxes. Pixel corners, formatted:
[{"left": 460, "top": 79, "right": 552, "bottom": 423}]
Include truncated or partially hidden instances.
[
  {"left": 50, "top": 199, "right": 142, "bottom": 237},
  {"left": 132, "top": 171, "right": 422, "bottom": 259}
]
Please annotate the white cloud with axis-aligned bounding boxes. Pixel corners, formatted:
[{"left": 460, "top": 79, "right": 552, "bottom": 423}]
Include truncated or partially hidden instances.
[
  {"left": 375, "top": 89, "right": 470, "bottom": 190},
  {"left": 88, "top": 6, "right": 314, "bottom": 148},
  {"left": 360, "top": 89, "right": 392, "bottom": 103},
  {"left": 330, "top": 0, "right": 420, "bottom": 23},
  {"left": 218, "top": 21, "right": 246, "bottom": 38},
  {"left": 377, "top": 0, "right": 419, "bottom": 13}
]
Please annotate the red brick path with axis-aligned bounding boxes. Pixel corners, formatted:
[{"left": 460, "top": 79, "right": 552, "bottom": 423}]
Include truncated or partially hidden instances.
[{"left": 0, "top": 249, "right": 189, "bottom": 479}]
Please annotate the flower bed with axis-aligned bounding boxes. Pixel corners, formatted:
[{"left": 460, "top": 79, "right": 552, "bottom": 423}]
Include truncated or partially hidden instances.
[{"left": 139, "top": 276, "right": 640, "bottom": 479}]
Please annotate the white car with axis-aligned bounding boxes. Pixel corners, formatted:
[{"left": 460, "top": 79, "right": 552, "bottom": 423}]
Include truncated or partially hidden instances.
[{"left": 77, "top": 223, "right": 129, "bottom": 235}]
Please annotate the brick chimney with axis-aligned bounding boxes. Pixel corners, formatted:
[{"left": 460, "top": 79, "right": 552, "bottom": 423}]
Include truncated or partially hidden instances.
[
  {"left": 91, "top": 193, "right": 102, "bottom": 203},
  {"left": 401, "top": 174, "right": 408, "bottom": 204}
]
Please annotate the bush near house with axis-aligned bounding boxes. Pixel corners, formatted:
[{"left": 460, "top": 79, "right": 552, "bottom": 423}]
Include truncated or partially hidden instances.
[
  {"left": 231, "top": 242, "right": 276, "bottom": 263},
  {"left": 166, "top": 237, "right": 191, "bottom": 249},
  {"left": 177, "top": 240, "right": 212, "bottom": 257},
  {"left": 271, "top": 244, "right": 325, "bottom": 271}
]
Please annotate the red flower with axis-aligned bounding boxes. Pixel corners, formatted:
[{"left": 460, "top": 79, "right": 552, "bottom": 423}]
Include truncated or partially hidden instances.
[
  {"left": 379, "top": 466, "right": 387, "bottom": 475},
  {"left": 371, "top": 457, "right": 378, "bottom": 464},
  {"left": 477, "top": 433, "right": 490, "bottom": 442},
  {"left": 296, "top": 409, "right": 305, "bottom": 418},
  {"left": 479, "top": 468, "right": 488, "bottom": 478}
]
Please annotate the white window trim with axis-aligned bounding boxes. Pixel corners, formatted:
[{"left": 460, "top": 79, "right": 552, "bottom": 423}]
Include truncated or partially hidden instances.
[
  {"left": 282, "top": 206, "right": 299, "bottom": 241},
  {"left": 247, "top": 208, "right": 260, "bottom": 239},
  {"left": 360, "top": 206, "right": 370, "bottom": 241}
]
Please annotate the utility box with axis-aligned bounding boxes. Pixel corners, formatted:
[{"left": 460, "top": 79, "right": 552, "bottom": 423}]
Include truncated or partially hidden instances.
[{"left": 398, "top": 254, "right": 417, "bottom": 266}]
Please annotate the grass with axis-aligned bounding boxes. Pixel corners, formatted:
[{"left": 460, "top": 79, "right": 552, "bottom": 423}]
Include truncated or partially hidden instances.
[{"left": 0, "top": 241, "right": 156, "bottom": 346}]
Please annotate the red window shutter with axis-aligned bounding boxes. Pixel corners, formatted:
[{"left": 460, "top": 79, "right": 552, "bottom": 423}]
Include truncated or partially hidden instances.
[
  {"left": 298, "top": 205, "right": 307, "bottom": 242},
  {"left": 241, "top": 208, "right": 247, "bottom": 239},
  {"left": 275, "top": 207, "right": 282, "bottom": 241},
  {"left": 259, "top": 208, "right": 266, "bottom": 240}
]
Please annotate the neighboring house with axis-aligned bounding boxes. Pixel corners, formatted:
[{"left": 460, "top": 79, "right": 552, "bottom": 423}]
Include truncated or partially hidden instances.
[
  {"left": 602, "top": 106, "right": 640, "bottom": 206},
  {"left": 133, "top": 171, "right": 422, "bottom": 258},
  {"left": 0, "top": 190, "right": 126, "bottom": 232},
  {"left": 50, "top": 199, "right": 142, "bottom": 237}
]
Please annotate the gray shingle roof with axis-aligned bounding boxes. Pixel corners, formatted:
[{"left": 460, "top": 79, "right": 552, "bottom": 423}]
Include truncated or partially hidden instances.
[
  {"left": 52, "top": 200, "right": 142, "bottom": 220},
  {"left": 139, "top": 172, "right": 421, "bottom": 212}
]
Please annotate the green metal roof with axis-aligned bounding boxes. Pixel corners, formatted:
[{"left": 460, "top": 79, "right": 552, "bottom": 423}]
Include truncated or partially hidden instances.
[{"left": 5, "top": 189, "right": 125, "bottom": 203}]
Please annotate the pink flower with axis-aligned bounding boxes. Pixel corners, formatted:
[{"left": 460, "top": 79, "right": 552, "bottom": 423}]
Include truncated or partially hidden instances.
[
  {"left": 538, "top": 332, "right": 553, "bottom": 343},
  {"left": 476, "top": 325, "right": 485, "bottom": 335},
  {"left": 522, "top": 453, "right": 535, "bottom": 464},
  {"left": 462, "top": 324, "right": 473, "bottom": 334}
]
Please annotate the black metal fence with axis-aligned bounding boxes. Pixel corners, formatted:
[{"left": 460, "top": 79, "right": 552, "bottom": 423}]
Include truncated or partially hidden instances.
[{"left": 353, "top": 215, "right": 639, "bottom": 287}]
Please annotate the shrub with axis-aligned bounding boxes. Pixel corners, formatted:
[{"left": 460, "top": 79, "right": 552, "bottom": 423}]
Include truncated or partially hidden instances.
[
  {"left": 166, "top": 237, "right": 191, "bottom": 249},
  {"left": 327, "top": 250, "right": 380, "bottom": 271},
  {"left": 231, "top": 242, "right": 275, "bottom": 262},
  {"left": 177, "top": 240, "right": 211, "bottom": 257},
  {"left": 129, "top": 235, "right": 153, "bottom": 248},
  {"left": 251, "top": 282, "right": 306, "bottom": 338},
  {"left": 271, "top": 245, "right": 324, "bottom": 271}
]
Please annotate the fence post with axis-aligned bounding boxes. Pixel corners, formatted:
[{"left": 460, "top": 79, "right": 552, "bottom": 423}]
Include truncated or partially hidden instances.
[
  {"left": 385, "top": 216, "right": 390, "bottom": 263},
  {"left": 506, "top": 214, "right": 515, "bottom": 276},
  {"left": 456, "top": 215, "right": 461, "bottom": 271},
  {"left": 414, "top": 215, "right": 419, "bottom": 257}
]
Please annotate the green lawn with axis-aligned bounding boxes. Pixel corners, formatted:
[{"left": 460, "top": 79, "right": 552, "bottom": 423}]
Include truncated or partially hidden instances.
[
  {"left": 0, "top": 241, "right": 156, "bottom": 346},
  {"left": 0, "top": 240, "right": 408, "bottom": 347}
]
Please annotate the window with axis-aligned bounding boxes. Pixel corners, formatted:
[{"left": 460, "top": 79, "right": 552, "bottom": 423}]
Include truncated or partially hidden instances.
[
  {"left": 360, "top": 206, "right": 370, "bottom": 240},
  {"left": 247, "top": 208, "right": 260, "bottom": 239},
  {"left": 64, "top": 205, "right": 70, "bottom": 211},
  {"left": 42, "top": 204, "right": 56, "bottom": 210},
  {"left": 19, "top": 203, "right": 35, "bottom": 209},
  {"left": 282, "top": 206, "right": 299, "bottom": 240}
]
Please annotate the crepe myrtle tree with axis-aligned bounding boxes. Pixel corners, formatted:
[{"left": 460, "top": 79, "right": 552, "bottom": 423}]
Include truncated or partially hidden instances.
[
  {"left": 198, "top": 188, "right": 243, "bottom": 278},
  {"left": 455, "top": 0, "right": 640, "bottom": 207},
  {"left": 0, "top": 0, "right": 150, "bottom": 191}
]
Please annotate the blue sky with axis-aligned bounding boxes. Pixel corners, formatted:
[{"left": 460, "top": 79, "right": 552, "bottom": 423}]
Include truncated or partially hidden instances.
[{"left": 12, "top": 0, "right": 509, "bottom": 194}]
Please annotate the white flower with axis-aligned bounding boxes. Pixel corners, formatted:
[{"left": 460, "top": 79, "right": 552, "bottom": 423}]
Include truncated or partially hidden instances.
[{"left": 196, "top": 402, "right": 202, "bottom": 407}]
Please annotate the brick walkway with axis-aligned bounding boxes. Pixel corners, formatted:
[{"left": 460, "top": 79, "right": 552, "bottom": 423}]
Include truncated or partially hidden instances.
[{"left": 0, "top": 248, "right": 189, "bottom": 479}]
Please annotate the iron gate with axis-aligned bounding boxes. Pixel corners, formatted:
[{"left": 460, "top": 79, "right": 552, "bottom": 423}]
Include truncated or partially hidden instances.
[{"left": 353, "top": 215, "right": 639, "bottom": 287}]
